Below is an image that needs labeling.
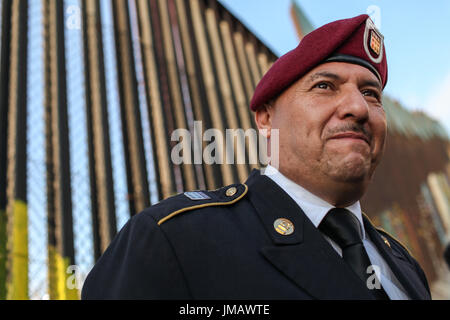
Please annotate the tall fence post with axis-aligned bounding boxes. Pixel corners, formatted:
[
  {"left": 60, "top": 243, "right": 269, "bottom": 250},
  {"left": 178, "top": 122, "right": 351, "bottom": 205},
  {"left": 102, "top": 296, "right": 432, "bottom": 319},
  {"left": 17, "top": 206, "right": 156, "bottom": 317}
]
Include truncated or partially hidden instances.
[
  {"left": 0, "top": 0, "right": 13, "bottom": 301},
  {"left": 111, "top": 0, "right": 151, "bottom": 215},
  {"left": 42, "top": 0, "right": 77, "bottom": 300},
  {"left": 81, "top": 0, "right": 117, "bottom": 260},
  {"left": 5, "top": 0, "right": 29, "bottom": 300}
]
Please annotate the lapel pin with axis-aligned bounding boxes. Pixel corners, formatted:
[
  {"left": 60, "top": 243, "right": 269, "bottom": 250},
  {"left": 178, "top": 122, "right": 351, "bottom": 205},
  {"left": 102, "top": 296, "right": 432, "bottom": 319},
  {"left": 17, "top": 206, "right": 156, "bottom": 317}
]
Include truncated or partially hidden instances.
[
  {"left": 274, "top": 218, "right": 294, "bottom": 236},
  {"left": 382, "top": 236, "right": 391, "bottom": 248}
]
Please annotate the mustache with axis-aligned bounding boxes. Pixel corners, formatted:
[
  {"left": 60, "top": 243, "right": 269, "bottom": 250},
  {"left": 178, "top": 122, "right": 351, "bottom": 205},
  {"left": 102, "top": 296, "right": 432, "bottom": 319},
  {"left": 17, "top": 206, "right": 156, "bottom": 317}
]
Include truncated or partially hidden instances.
[{"left": 325, "top": 123, "right": 372, "bottom": 141}]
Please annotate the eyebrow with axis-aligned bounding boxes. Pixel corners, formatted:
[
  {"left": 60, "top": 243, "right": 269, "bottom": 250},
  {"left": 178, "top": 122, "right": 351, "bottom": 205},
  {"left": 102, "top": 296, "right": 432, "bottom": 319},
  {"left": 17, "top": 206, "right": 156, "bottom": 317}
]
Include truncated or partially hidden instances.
[
  {"left": 309, "top": 71, "right": 341, "bottom": 82},
  {"left": 359, "top": 79, "right": 382, "bottom": 91},
  {"left": 308, "top": 71, "right": 382, "bottom": 91}
]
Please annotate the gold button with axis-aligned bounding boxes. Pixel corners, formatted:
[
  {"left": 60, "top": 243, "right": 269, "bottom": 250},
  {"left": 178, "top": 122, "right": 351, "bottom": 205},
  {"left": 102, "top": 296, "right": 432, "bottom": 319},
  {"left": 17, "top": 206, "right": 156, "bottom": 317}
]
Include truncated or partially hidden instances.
[
  {"left": 274, "top": 218, "right": 294, "bottom": 236},
  {"left": 225, "top": 187, "right": 237, "bottom": 197}
]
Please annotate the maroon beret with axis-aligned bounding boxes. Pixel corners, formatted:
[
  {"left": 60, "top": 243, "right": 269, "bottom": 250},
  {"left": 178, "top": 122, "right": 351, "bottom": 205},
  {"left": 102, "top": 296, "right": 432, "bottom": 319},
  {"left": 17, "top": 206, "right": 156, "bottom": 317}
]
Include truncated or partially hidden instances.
[{"left": 250, "top": 14, "right": 387, "bottom": 111}]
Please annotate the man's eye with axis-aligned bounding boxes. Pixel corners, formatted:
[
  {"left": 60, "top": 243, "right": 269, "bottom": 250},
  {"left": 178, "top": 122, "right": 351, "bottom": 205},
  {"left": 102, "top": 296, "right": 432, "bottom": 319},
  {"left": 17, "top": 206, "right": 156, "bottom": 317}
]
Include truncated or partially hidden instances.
[
  {"left": 362, "top": 89, "right": 380, "bottom": 99},
  {"left": 314, "top": 82, "right": 331, "bottom": 90}
]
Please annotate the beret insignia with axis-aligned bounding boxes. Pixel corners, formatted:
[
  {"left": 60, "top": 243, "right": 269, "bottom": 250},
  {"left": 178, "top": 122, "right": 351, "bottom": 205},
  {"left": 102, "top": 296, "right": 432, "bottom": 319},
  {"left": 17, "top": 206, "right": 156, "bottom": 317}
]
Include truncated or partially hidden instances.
[{"left": 364, "top": 18, "right": 384, "bottom": 63}]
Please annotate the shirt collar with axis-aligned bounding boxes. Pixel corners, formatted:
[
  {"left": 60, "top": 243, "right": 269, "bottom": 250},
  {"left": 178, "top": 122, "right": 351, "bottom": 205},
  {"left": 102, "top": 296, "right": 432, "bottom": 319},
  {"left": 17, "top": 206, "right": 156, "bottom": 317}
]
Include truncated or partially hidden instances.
[{"left": 262, "top": 165, "right": 366, "bottom": 239}]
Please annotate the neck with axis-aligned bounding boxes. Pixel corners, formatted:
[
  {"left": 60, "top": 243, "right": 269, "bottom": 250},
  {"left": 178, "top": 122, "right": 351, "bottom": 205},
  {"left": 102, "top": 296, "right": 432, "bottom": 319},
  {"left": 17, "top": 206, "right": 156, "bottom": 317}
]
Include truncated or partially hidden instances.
[{"left": 274, "top": 164, "right": 367, "bottom": 207}]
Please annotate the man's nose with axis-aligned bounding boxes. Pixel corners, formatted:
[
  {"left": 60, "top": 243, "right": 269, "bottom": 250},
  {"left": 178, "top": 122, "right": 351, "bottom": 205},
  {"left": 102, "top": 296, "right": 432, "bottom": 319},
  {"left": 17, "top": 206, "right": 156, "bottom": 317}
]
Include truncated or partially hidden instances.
[{"left": 336, "top": 86, "right": 370, "bottom": 123}]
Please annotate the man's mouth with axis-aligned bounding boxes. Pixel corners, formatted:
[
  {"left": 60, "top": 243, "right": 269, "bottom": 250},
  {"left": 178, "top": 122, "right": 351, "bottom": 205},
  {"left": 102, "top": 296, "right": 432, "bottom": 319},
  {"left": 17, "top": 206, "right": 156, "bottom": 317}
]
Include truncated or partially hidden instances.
[{"left": 328, "top": 132, "right": 370, "bottom": 145}]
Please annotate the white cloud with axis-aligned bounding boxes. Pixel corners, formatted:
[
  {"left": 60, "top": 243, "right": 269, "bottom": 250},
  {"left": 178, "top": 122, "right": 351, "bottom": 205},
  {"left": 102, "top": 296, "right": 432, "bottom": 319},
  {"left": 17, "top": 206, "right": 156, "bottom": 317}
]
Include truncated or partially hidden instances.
[{"left": 425, "top": 72, "right": 450, "bottom": 136}]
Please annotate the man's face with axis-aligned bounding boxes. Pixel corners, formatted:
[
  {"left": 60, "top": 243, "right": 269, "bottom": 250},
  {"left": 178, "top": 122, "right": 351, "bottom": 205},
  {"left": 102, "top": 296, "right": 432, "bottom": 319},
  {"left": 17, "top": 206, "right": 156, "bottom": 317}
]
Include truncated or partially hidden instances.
[{"left": 258, "top": 62, "right": 387, "bottom": 203}]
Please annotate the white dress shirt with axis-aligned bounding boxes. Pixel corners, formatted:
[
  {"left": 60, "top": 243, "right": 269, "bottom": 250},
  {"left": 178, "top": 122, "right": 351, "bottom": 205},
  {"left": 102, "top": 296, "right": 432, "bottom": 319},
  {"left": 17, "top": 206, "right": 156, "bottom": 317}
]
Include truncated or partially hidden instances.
[{"left": 263, "top": 165, "right": 410, "bottom": 300}]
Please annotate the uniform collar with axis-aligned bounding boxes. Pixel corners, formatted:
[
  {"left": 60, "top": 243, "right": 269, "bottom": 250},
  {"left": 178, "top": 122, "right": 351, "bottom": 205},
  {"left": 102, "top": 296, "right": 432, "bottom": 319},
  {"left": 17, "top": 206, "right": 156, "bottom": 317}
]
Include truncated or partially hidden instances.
[
  {"left": 262, "top": 165, "right": 366, "bottom": 239},
  {"left": 245, "top": 169, "right": 376, "bottom": 299}
]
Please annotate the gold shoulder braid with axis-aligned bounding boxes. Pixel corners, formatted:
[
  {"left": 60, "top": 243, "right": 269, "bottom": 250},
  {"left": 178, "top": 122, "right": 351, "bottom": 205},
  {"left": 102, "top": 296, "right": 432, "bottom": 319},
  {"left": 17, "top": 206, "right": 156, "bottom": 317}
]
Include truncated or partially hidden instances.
[{"left": 157, "top": 184, "right": 248, "bottom": 226}]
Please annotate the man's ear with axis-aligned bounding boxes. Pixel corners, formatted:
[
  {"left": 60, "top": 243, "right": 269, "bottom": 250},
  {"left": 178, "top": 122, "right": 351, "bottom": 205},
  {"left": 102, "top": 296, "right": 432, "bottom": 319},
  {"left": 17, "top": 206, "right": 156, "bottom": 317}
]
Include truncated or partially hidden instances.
[{"left": 254, "top": 103, "right": 273, "bottom": 138}]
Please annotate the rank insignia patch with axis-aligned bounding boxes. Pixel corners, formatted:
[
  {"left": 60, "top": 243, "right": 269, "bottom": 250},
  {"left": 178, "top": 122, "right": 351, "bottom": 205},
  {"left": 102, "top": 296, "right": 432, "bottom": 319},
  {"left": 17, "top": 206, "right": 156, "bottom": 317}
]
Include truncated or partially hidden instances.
[{"left": 184, "top": 191, "right": 211, "bottom": 200}]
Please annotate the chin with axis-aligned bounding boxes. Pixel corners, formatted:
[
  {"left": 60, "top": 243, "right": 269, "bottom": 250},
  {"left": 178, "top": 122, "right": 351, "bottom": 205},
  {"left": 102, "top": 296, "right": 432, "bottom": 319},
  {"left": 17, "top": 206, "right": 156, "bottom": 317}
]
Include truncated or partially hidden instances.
[
  {"left": 325, "top": 168, "right": 366, "bottom": 183},
  {"left": 335, "top": 172, "right": 368, "bottom": 183},
  {"left": 324, "top": 157, "right": 371, "bottom": 183}
]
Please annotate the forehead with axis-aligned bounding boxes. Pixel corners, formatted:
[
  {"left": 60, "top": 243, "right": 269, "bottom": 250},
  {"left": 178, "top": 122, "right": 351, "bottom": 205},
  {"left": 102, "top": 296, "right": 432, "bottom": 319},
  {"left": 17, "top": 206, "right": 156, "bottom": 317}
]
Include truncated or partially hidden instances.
[{"left": 302, "top": 62, "right": 381, "bottom": 85}]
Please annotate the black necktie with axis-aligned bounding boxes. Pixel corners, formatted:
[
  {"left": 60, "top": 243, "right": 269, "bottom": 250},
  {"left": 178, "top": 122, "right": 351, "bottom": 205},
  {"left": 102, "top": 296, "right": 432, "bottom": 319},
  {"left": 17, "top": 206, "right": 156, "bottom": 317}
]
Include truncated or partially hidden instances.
[{"left": 319, "top": 208, "right": 390, "bottom": 300}]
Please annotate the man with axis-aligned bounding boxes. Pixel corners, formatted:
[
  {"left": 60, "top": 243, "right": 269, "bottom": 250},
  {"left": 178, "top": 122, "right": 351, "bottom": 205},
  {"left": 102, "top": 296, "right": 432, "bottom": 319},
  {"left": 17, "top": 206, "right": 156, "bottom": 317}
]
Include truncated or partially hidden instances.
[{"left": 82, "top": 14, "right": 431, "bottom": 300}]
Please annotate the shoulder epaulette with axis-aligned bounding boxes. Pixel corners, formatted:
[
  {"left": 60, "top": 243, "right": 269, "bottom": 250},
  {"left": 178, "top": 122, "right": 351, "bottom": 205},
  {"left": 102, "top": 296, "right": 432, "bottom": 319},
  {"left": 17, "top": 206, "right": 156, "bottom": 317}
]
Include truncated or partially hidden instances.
[
  {"left": 157, "top": 183, "right": 248, "bottom": 226},
  {"left": 375, "top": 227, "right": 415, "bottom": 259},
  {"left": 362, "top": 212, "right": 415, "bottom": 259}
]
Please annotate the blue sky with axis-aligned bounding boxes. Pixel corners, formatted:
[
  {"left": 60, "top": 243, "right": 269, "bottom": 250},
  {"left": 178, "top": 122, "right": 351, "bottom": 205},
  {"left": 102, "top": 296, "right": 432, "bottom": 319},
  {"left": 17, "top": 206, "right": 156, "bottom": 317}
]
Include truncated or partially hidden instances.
[{"left": 219, "top": 0, "right": 450, "bottom": 134}]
